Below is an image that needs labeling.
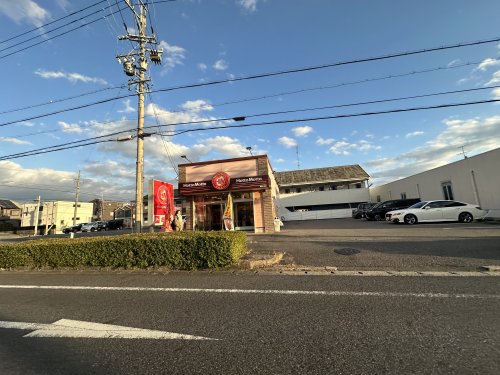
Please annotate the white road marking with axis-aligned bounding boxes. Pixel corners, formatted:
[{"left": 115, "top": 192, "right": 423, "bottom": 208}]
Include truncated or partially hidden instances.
[
  {"left": 0, "top": 319, "right": 216, "bottom": 340},
  {"left": 0, "top": 284, "right": 499, "bottom": 299}
]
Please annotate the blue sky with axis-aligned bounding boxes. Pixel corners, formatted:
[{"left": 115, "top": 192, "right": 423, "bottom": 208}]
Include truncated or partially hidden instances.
[{"left": 1, "top": 0, "right": 500, "bottom": 203}]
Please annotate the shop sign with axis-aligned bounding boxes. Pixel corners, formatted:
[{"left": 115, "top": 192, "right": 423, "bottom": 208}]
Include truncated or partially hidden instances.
[
  {"left": 148, "top": 179, "right": 175, "bottom": 226},
  {"left": 180, "top": 175, "right": 269, "bottom": 195},
  {"left": 212, "top": 172, "right": 231, "bottom": 190}
]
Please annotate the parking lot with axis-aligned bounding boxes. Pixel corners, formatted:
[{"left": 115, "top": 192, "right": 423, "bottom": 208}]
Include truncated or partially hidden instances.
[{"left": 248, "top": 218, "right": 500, "bottom": 272}]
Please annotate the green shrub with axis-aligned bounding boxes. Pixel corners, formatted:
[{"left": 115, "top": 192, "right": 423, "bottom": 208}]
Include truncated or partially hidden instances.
[{"left": 0, "top": 231, "right": 247, "bottom": 270}]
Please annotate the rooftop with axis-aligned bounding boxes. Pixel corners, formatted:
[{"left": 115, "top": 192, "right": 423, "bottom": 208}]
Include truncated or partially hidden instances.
[{"left": 275, "top": 165, "right": 369, "bottom": 186}]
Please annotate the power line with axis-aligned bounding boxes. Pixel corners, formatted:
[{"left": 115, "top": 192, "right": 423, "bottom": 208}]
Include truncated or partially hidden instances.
[
  {"left": 2, "top": 97, "right": 499, "bottom": 161},
  {"left": 166, "top": 98, "right": 500, "bottom": 137},
  {"left": 0, "top": 0, "right": 176, "bottom": 60},
  {"left": 7, "top": 82, "right": 500, "bottom": 145},
  {"left": 0, "top": 0, "right": 107, "bottom": 45},
  {"left": 2, "top": 36, "right": 499, "bottom": 128}
]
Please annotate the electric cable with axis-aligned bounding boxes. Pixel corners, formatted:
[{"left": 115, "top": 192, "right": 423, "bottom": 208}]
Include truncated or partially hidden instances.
[
  {"left": 2, "top": 37, "right": 500, "bottom": 127},
  {"left": 2, "top": 97, "right": 499, "bottom": 161},
  {"left": 3, "top": 84, "right": 499, "bottom": 158}
]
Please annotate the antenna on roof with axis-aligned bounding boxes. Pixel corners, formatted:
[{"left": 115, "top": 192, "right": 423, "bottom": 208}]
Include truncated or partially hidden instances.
[{"left": 458, "top": 145, "right": 468, "bottom": 159}]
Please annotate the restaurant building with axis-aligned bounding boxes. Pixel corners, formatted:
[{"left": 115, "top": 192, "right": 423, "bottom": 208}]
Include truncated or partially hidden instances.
[{"left": 178, "top": 155, "right": 279, "bottom": 233}]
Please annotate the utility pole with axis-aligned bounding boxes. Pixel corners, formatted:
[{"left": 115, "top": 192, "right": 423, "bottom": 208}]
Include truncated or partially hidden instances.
[
  {"left": 117, "top": 1, "right": 162, "bottom": 233},
  {"left": 33, "top": 195, "right": 41, "bottom": 236},
  {"left": 73, "top": 170, "right": 80, "bottom": 226}
]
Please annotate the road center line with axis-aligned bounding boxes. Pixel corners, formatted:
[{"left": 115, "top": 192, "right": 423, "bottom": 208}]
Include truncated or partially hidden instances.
[{"left": 0, "top": 285, "right": 499, "bottom": 299}]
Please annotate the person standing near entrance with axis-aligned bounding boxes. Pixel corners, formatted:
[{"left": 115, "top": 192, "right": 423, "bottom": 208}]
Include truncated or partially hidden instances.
[{"left": 173, "top": 210, "right": 184, "bottom": 231}]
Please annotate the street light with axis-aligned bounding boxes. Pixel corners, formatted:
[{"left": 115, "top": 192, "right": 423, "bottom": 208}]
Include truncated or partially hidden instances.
[
  {"left": 180, "top": 155, "right": 192, "bottom": 163},
  {"left": 246, "top": 146, "right": 253, "bottom": 156}
]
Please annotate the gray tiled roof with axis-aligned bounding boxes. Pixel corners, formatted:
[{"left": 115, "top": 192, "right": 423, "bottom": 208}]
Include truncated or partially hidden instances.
[
  {"left": 0, "top": 200, "right": 20, "bottom": 209},
  {"left": 274, "top": 165, "right": 369, "bottom": 186}
]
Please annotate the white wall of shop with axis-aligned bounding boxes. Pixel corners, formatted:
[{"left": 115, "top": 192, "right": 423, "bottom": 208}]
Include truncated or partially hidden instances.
[
  {"left": 277, "top": 188, "right": 370, "bottom": 221},
  {"left": 369, "top": 148, "right": 500, "bottom": 218}
]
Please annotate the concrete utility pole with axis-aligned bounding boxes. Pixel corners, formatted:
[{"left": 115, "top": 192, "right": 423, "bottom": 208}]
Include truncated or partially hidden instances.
[
  {"left": 73, "top": 170, "right": 80, "bottom": 226},
  {"left": 117, "top": 0, "right": 162, "bottom": 233}
]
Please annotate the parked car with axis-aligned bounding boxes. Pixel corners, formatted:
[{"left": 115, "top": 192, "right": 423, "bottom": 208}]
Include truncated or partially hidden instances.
[
  {"left": 365, "top": 198, "right": 421, "bottom": 221},
  {"left": 62, "top": 223, "right": 86, "bottom": 234},
  {"left": 352, "top": 202, "right": 374, "bottom": 219},
  {"left": 106, "top": 219, "right": 124, "bottom": 230},
  {"left": 385, "top": 200, "right": 487, "bottom": 225},
  {"left": 81, "top": 221, "right": 107, "bottom": 232}
]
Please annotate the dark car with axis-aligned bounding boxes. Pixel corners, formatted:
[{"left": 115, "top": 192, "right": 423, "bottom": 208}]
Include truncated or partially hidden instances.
[
  {"left": 365, "top": 198, "right": 421, "bottom": 221},
  {"left": 62, "top": 223, "right": 86, "bottom": 234},
  {"left": 106, "top": 219, "right": 124, "bottom": 230},
  {"left": 352, "top": 202, "right": 374, "bottom": 219}
]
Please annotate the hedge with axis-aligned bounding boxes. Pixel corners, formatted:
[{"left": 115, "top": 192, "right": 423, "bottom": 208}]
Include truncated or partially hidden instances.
[{"left": 0, "top": 231, "right": 247, "bottom": 270}]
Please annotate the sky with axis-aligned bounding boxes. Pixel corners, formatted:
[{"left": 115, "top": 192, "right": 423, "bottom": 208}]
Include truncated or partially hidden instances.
[{"left": 1, "top": 0, "right": 500, "bottom": 203}]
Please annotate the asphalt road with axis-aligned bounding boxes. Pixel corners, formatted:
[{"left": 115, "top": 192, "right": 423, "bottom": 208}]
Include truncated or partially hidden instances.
[
  {"left": 0, "top": 272, "right": 499, "bottom": 374},
  {"left": 248, "top": 218, "right": 500, "bottom": 271}
]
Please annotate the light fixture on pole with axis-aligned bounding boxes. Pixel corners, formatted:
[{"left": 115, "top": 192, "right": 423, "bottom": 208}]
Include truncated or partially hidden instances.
[
  {"left": 246, "top": 146, "right": 253, "bottom": 156},
  {"left": 180, "top": 155, "right": 192, "bottom": 163}
]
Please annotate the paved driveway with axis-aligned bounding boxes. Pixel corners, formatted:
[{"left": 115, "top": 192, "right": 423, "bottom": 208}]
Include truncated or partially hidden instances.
[{"left": 247, "top": 218, "right": 500, "bottom": 271}]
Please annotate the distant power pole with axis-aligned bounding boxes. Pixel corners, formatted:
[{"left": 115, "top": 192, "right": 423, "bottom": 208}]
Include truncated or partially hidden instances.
[
  {"left": 73, "top": 170, "right": 81, "bottom": 226},
  {"left": 117, "top": 0, "right": 162, "bottom": 233}
]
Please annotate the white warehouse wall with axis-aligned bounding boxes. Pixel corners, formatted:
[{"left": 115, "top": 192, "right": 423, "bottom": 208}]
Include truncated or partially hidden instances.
[{"left": 369, "top": 148, "right": 500, "bottom": 216}]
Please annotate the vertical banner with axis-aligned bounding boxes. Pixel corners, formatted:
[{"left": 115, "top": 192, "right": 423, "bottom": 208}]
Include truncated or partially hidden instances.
[
  {"left": 223, "top": 193, "right": 234, "bottom": 231},
  {"left": 149, "top": 179, "right": 175, "bottom": 229}
]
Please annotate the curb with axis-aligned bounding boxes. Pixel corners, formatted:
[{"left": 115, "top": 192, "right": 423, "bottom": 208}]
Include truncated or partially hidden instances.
[{"left": 239, "top": 252, "right": 284, "bottom": 270}]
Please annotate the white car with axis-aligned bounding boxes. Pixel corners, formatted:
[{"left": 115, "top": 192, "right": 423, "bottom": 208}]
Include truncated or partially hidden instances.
[{"left": 385, "top": 200, "right": 487, "bottom": 225}]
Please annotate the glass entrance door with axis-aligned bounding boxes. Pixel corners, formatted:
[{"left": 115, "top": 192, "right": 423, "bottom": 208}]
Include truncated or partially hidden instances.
[
  {"left": 205, "top": 203, "right": 224, "bottom": 231},
  {"left": 234, "top": 201, "right": 254, "bottom": 230}
]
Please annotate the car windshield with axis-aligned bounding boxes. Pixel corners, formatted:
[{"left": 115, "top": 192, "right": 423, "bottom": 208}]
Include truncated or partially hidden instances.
[
  {"left": 371, "top": 202, "right": 382, "bottom": 209},
  {"left": 409, "top": 201, "right": 427, "bottom": 208}
]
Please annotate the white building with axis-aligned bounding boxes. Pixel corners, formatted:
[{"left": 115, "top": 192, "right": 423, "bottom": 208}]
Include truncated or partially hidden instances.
[
  {"left": 370, "top": 147, "right": 500, "bottom": 218},
  {"left": 275, "top": 165, "right": 370, "bottom": 221},
  {"left": 21, "top": 201, "right": 94, "bottom": 234}
]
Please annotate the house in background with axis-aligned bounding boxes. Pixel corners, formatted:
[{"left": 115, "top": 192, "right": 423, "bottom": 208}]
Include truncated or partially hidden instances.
[
  {"left": 0, "top": 199, "right": 22, "bottom": 231},
  {"left": 370, "top": 147, "right": 500, "bottom": 218},
  {"left": 90, "top": 199, "right": 130, "bottom": 221},
  {"left": 275, "top": 164, "right": 370, "bottom": 221}
]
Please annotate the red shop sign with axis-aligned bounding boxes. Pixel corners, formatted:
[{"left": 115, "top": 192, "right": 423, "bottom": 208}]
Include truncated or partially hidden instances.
[{"left": 212, "top": 171, "right": 230, "bottom": 190}]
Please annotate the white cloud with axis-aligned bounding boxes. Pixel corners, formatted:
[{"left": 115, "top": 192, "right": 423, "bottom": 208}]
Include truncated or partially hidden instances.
[
  {"left": 475, "top": 58, "right": 500, "bottom": 72},
  {"left": 237, "top": 0, "right": 258, "bottom": 12},
  {"left": 405, "top": 131, "right": 424, "bottom": 138},
  {"left": 191, "top": 136, "right": 264, "bottom": 159},
  {"left": 159, "top": 40, "right": 186, "bottom": 72},
  {"left": 118, "top": 99, "right": 135, "bottom": 113},
  {"left": 367, "top": 115, "right": 500, "bottom": 185},
  {"left": 485, "top": 70, "right": 500, "bottom": 86},
  {"left": 34, "top": 69, "right": 108, "bottom": 85},
  {"left": 181, "top": 100, "right": 213, "bottom": 112},
  {"left": 292, "top": 126, "right": 313, "bottom": 137},
  {"left": 0, "top": 0, "right": 49, "bottom": 27},
  {"left": 278, "top": 136, "right": 297, "bottom": 148},
  {"left": 58, "top": 121, "right": 82, "bottom": 133},
  {"left": 316, "top": 137, "right": 335, "bottom": 145},
  {"left": 213, "top": 59, "right": 228, "bottom": 71},
  {"left": 328, "top": 139, "right": 380, "bottom": 155},
  {"left": 274, "top": 158, "right": 285, "bottom": 163},
  {"left": 447, "top": 59, "right": 462, "bottom": 68},
  {"left": 0, "top": 137, "right": 32, "bottom": 145},
  {"left": 492, "top": 87, "right": 500, "bottom": 99},
  {"left": 197, "top": 63, "right": 207, "bottom": 71}
]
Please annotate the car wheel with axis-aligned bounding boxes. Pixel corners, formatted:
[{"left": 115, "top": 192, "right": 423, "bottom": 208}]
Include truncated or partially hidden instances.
[
  {"left": 459, "top": 212, "right": 473, "bottom": 223},
  {"left": 404, "top": 214, "right": 418, "bottom": 225},
  {"left": 91, "top": 227, "right": 95, "bottom": 232},
  {"left": 374, "top": 214, "right": 382, "bottom": 221}
]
